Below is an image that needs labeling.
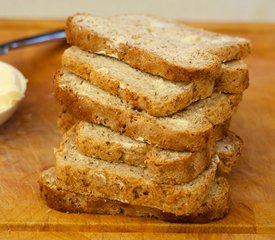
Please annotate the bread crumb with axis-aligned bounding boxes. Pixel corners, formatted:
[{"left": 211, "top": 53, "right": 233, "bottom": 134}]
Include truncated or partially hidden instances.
[
  {"left": 96, "top": 50, "right": 106, "bottom": 55},
  {"left": 97, "top": 67, "right": 109, "bottom": 75},
  {"left": 115, "top": 179, "right": 125, "bottom": 190},
  {"left": 136, "top": 137, "right": 144, "bottom": 142},
  {"left": 94, "top": 173, "right": 107, "bottom": 185}
]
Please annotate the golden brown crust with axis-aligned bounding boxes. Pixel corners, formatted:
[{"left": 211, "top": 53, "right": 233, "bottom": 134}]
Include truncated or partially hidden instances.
[
  {"left": 39, "top": 167, "right": 230, "bottom": 223},
  {"left": 57, "top": 113, "right": 242, "bottom": 182},
  {"left": 75, "top": 121, "right": 213, "bottom": 185},
  {"left": 57, "top": 107, "right": 79, "bottom": 133},
  {"left": 58, "top": 112, "right": 231, "bottom": 142},
  {"left": 57, "top": 114, "right": 234, "bottom": 185},
  {"left": 54, "top": 129, "right": 219, "bottom": 215},
  {"left": 66, "top": 13, "right": 251, "bottom": 82},
  {"left": 62, "top": 47, "right": 249, "bottom": 116},
  {"left": 62, "top": 47, "right": 248, "bottom": 117},
  {"left": 207, "top": 41, "right": 251, "bottom": 62},
  {"left": 145, "top": 147, "right": 211, "bottom": 185},
  {"left": 213, "top": 118, "right": 231, "bottom": 140},
  {"left": 216, "top": 61, "right": 249, "bottom": 94},
  {"left": 53, "top": 70, "right": 242, "bottom": 152}
]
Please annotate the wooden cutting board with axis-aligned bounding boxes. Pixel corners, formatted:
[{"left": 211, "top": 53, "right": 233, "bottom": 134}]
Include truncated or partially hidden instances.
[{"left": 0, "top": 19, "right": 274, "bottom": 239}]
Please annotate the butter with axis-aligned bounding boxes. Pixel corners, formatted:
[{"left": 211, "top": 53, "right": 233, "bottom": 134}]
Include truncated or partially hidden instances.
[
  {"left": 0, "top": 61, "right": 27, "bottom": 125},
  {"left": 0, "top": 66, "right": 23, "bottom": 112}
]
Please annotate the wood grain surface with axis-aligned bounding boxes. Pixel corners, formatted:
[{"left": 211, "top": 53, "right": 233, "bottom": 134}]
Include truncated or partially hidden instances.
[{"left": 0, "top": 19, "right": 274, "bottom": 239}]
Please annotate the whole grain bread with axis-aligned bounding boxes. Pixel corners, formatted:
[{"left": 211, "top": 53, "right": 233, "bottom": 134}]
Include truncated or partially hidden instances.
[
  {"left": 39, "top": 167, "right": 230, "bottom": 223},
  {"left": 55, "top": 128, "right": 218, "bottom": 215},
  {"left": 56, "top": 111, "right": 241, "bottom": 176},
  {"left": 217, "top": 60, "right": 249, "bottom": 94},
  {"left": 75, "top": 120, "right": 242, "bottom": 184},
  {"left": 66, "top": 13, "right": 251, "bottom": 82},
  {"left": 75, "top": 121, "right": 212, "bottom": 185},
  {"left": 217, "top": 131, "right": 243, "bottom": 175},
  {"left": 57, "top": 107, "right": 231, "bottom": 139},
  {"left": 57, "top": 107, "right": 79, "bottom": 133},
  {"left": 54, "top": 70, "right": 242, "bottom": 151},
  {"left": 62, "top": 46, "right": 248, "bottom": 116}
]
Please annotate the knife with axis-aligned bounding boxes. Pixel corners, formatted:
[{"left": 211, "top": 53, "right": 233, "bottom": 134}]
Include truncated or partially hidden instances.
[{"left": 0, "top": 29, "right": 66, "bottom": 55}]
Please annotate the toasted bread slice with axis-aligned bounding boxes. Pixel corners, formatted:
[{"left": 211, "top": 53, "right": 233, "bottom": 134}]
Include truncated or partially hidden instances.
[
  {"left": 66, "top": 13, "right": 251, "bottom": 82},
  {"left": 75, "top": 121, "right": 243, "bottom": 184},
  {"left": 75, "top": 121, "right": 211, "bottom": 185},
  {"left": 55, "top": 128, "right": 218, "bottom": 215},
  {"left": 54, "top": 70, "right": 242, "bottom": 151},
  {"left": 39, "top": 167, "right": 230, "bottom": 223},
  {"left": 62, "top": 46, "right": 248, "bottom": 116},
  {"left": 56, "top": 111, "right": 241, "bottom": 177},
  {"left": 57, "top": 107, "right": 231, "bottom": 139}
]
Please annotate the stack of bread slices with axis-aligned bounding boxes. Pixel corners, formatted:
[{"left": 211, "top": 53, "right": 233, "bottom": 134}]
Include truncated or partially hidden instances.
[{"left": 39, "top": 13, "right": 251, "bottom": 223}]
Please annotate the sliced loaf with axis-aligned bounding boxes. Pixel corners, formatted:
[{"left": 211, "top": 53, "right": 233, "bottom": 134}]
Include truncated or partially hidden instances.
[
  {"left": 54, "top": 70, "right": 242, "bottom": 151},
  {"left": 62, "top": 46, "right": 248, "bottom": 116},
  {"left": 39, "top": 167, "right": 230, "bottom": 223},
  {"left": 66, "top": 13, "right": 251, "bottom": 82},
  {"left": 55, "top": 129, "right": 218, "bottom": 215}
]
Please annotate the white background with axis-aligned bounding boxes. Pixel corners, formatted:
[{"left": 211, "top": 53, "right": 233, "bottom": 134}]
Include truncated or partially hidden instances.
[{"left": 1, "top": 0, "right": 275, "bottom": 22}]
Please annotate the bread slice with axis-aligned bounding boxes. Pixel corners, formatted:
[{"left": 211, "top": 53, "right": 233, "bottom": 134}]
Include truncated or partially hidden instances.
[
  {"left": 54, "top": 70, "right": 242, "bottom": 151},
  {"left": 56, "top": 110, "right": 241, "bottom": 176},
  {"left": 62, "top": 46, "right": 214, "bottom": 117},
  {"left": 75, "top": 120, "right": 242, "bottom": 184},
  {"left": 218, "top": 60, "right": 249, "bottom": 94},
  {"left": 57, "top": 106, "right": 231, "bottom": 139},
  {"left": 66, "top": 13, "right": 251, "bottom": 82},
  {"left": 39, "top": 167, "right": 230, "bottom": 223},
  {"left": 62, "top": 46, "right": 248, "bottom": 116},
  {"left": 217, "top": 131, "right": 243, "bottom": 175},
  {"left": 75, "top": 121, "right": 212, "bottom": 185},
  {"left": 55, "top": 129, "right": 218, "bottom": 215}
]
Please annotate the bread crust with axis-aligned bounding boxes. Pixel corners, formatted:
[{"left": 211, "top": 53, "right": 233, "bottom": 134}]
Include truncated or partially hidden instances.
[
  {"left": 75, "top": 121, "right": 213, "bottom": 185},
  {"left": 57, "top": 112, "right": 242, "bottom": 179},
  {"left": 55, "top": 129, "right": 219, "bottom": 215},
  {"left": 54, "top": 71, "right": 242, "bottom": 151},
  {"left": 217, "top": 61, "right": 249, "bottom": 94},
  {"left": 62, "top": 47, "right": 248, "bottom": 116},
  {"left": 62, "top": 47, "right": 214, "bottom": 117},
  {"left": 39, "top": 13, "right": 250, "bottom": 224},
  {"left": 66, "top": 13, "right": 251, "bottom": 82},
  {"left": 217, "top": 131, "right": 244, "bottom": 175},
  {"left": 66, "top": 15, "right": 220, "bottom": 83},
  {"left": 54, "top": 71, "right": 212, "bottom": 151},
  {"left": 39, "top": 167, "right": 230, "bottom": 223},
  {"left": 57, "top": 107, "right": 79, "bottom": 133}
]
